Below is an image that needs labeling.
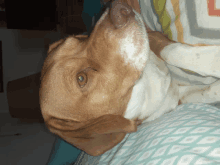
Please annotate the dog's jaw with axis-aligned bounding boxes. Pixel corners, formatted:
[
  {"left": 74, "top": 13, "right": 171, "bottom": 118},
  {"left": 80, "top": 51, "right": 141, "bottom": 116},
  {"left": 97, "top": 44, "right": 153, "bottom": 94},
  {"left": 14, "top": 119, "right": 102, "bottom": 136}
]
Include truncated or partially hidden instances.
[{"left": 124, "top": 50, "right": 179, "bottom": 122}]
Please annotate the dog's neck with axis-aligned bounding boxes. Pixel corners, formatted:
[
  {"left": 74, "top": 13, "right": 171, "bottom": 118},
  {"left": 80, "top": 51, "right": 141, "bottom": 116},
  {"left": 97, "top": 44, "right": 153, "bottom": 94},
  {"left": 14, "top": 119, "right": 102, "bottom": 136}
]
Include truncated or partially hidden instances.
[{"left": 124, "top": 50, "right": 179, "bottom": 122}]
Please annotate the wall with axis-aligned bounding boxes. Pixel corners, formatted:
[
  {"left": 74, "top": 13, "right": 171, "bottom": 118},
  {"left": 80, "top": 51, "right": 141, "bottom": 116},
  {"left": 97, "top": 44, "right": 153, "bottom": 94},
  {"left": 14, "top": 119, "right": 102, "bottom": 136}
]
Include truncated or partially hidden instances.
[{"left": 0, "top": 29, "right": 62, "bottom": 113}]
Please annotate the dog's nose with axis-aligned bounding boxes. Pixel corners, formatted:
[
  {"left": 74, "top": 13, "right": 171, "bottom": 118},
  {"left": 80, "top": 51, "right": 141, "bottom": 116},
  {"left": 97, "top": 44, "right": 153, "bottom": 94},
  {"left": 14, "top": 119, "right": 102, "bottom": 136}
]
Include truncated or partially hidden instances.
[{"left": 110, "top": 1, "right": 135, "bottom": 29}]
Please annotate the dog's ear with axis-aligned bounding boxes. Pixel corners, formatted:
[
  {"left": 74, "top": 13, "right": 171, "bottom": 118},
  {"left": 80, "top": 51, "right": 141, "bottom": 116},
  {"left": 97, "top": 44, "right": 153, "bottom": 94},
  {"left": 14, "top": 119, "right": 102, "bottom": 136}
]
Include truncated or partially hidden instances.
[
  {"left": 48, "top": 35, "right": 88, "bottom": 54},
  {"left": 48, "top": 39, "right": 65, "bottom": 54},
  {"left": 46, "top": 114, "right": 138, "bottom": 156}
]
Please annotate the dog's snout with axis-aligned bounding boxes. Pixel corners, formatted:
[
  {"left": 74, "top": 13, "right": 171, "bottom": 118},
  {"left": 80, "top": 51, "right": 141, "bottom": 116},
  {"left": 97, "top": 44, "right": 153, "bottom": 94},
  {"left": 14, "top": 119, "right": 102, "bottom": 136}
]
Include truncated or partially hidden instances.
[{"left": 110, "top": 1, "right": 135, "bottom": 29}]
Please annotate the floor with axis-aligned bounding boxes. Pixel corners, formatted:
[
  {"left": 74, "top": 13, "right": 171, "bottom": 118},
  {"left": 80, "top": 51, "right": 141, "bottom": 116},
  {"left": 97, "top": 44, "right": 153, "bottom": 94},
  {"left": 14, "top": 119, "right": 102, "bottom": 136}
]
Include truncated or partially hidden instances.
[{"left": 0, "top": 112, "right": 56, "bottom": 165}]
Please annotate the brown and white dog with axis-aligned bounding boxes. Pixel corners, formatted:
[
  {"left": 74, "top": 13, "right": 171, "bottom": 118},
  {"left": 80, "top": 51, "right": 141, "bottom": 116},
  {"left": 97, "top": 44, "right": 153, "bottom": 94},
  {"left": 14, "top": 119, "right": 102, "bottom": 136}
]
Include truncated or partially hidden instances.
[{"left": 39, "top": 0, "right": 220, "bottom": 156}]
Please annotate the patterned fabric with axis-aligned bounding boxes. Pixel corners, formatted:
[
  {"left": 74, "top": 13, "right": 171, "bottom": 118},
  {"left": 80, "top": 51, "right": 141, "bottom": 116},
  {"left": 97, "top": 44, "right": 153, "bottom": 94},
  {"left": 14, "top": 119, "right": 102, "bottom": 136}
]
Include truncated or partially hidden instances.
[
  {"left": 75, "top": 103, "right": 220, "bottom": 165},
  {"left": 140, "top": 0, "right": 220, "bottom": 81},
  {"left": 139, "top": 0, "right": 220, "bottom": 45}
]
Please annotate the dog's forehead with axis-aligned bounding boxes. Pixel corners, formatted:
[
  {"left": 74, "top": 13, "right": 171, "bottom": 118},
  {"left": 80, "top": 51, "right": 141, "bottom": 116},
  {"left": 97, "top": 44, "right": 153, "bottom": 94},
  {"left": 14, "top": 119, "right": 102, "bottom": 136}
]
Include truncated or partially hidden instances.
[{"left": 46, "top": 39, "right": 88, "bottom": 66}]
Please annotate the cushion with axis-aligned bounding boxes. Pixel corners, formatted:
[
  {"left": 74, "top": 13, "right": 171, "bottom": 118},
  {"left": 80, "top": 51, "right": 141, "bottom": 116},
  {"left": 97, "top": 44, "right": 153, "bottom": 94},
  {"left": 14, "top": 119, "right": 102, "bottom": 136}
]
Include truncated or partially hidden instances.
[
  {"left": 139, "top": 0, "right": 220, "bottom": 45},
  {"left": 75, "top": 103, "right": 220, "bottom": 165}
]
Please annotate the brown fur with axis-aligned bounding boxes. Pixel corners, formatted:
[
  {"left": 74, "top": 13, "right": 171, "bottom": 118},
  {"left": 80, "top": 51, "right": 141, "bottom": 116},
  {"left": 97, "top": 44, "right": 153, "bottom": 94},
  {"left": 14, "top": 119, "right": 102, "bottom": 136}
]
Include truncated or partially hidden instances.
[{"left": 40, "top": 0, "right": 145, "bottom": 156}]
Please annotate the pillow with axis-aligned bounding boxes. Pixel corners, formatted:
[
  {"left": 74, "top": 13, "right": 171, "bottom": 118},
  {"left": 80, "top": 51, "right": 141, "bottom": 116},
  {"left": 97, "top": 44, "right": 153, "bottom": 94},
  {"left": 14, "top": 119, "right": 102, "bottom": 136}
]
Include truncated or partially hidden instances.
[
  {"left": 139, "top": 0, "right": 220, "bottom": 84},
  {"left": 75, "top": 103, "right": 220, "bottom": 165},
  {"left": 139, "top": 0, "right": 220, "bottom": 45},
  {"left": 47, "top": 137, "right": 81, "bottom": 165}
]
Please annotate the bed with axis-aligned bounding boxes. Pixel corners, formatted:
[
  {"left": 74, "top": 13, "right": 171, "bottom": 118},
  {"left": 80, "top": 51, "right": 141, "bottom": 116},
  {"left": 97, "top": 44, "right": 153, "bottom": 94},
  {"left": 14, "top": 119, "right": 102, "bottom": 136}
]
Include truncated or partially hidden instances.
[{"left": 74, "top": 0, "right": 220, "bottom": 164}]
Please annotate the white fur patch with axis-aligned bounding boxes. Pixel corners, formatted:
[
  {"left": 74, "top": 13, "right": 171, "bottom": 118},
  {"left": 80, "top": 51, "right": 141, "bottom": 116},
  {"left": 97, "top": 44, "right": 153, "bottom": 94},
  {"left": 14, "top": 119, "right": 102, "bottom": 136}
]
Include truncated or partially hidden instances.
[{"left": 124, "top": 51, "right": 177, "bottom": 121}]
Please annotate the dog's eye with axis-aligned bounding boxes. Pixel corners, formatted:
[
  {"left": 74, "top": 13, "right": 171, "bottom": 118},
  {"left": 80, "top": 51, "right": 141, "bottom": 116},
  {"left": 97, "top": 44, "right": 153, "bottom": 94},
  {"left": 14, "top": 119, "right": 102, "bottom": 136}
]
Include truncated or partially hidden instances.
[{"left": 77, "top": 72, "right": 87, "bottom": 88}]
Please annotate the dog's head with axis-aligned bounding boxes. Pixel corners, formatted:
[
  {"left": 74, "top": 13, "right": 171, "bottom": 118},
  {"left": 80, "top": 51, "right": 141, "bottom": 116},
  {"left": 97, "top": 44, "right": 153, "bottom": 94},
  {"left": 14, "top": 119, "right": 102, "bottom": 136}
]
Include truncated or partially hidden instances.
[{"left": 40, "top": 0, "right": 149, "bottom": 156}]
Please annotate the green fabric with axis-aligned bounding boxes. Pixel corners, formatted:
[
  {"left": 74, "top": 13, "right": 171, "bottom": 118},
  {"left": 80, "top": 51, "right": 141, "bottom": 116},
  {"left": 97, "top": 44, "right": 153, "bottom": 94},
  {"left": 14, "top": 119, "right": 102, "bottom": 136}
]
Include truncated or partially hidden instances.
[
  {"left": 153, "top": 0, "right": 173, "bottom": 39},
  {"left": 47, "top": 138, "right": 81, "bottom": 165}
]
